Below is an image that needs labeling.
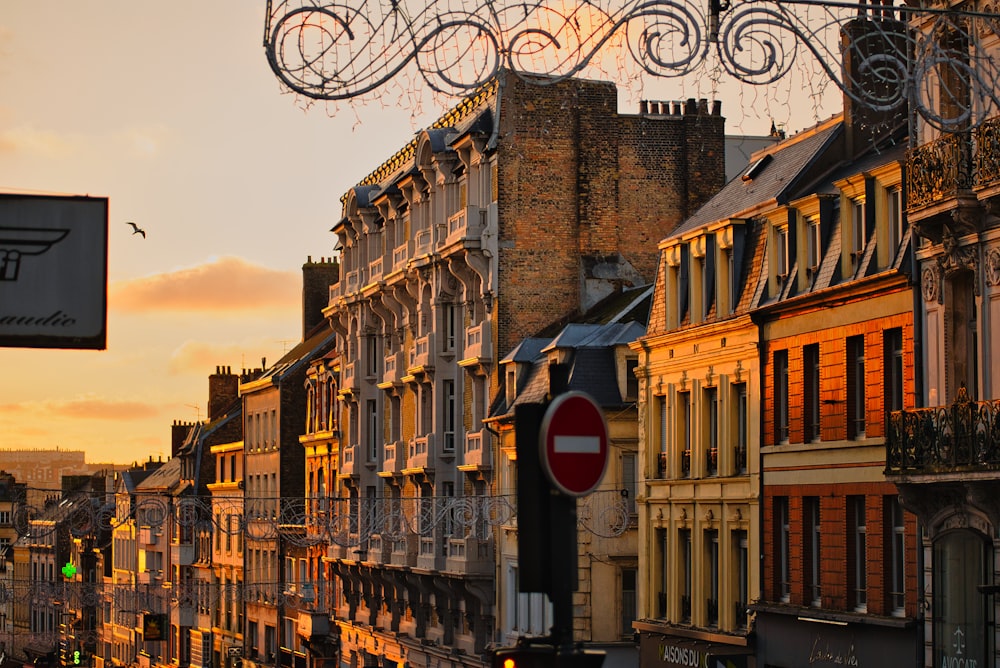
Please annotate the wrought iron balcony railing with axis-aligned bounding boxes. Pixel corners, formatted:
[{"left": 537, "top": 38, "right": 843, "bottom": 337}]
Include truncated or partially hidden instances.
[
  {"left": 975, "top": 115, "right": 1000, "bottom": 188},
  {"left": 886, "top": 387, "right": 1000, "bottom": 474},
  {"left": 906, "top": 132, "right": 974, "bottom": 210}
]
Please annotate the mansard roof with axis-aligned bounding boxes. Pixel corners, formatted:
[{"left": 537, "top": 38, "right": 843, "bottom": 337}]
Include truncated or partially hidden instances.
[{"left": 673, "top": 117, "right": 843, "bottom": 236}]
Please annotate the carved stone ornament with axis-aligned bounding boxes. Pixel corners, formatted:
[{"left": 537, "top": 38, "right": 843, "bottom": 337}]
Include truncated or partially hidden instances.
[
  {"left": 987, "top": 248, "right": 1000, "bottom": 287},
  {"left": 937, "top": 225, "right": 980, "bottom": 294},
  {"left": 922, "top": 265, "right": 940, "bottom": 303}
]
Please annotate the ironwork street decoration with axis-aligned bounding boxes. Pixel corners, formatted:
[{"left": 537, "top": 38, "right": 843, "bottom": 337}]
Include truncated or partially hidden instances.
[{"left": 265, "top": 0, "right": 1000, "bottom": 131}]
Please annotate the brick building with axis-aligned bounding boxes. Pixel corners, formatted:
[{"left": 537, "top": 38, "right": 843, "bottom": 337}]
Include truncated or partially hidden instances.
[
  {"left": 323, "top": 72, "right": 724, "bottom": 668},
  {"left": 750, "top": 118, "right": 921, "bottom": 666},
  {"left": 886, "top": 3, "right": 1000, "bottom": 666}
]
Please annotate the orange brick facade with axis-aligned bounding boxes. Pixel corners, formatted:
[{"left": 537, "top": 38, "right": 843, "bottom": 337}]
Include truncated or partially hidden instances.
[
  {"left": 763, "top": 314, "right": 916, "bottom": 446},
  {"left": 763, "top": 482, "right": 920, "bottom": 617}
]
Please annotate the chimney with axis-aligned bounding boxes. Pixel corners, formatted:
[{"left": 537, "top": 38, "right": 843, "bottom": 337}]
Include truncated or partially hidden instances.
[
  {"left": 302, "top": 256, "right": 340, "bottom": 337},
  {"left": 208, "top": 366, "right": 238, "bottom": 421},
  {"left": 841, "top": 9, "right": 910, "bottom": 156},
  {"left": 172, "top": 420, "right": 191, "bottom": 458}
]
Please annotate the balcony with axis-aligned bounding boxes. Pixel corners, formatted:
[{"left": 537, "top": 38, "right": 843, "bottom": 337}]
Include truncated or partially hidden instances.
[
  {"left": 341, "top": 361, "right": 358, "bottom": 394},
  {"left": 886, "top": 387, "right": 1000, "bottom": 477},
  {"left": 462, "top": 320, "right": 492, "bottom": 364},
  {"left": 408, "top": 434, "right": 433, "bottom": 470},
  {"left": 340, "top": 446, "right": 357, "bottom": 477},
  {"left": 907, "top": 133, "right": 974, "bottom": 210},
  {"left": 408, "top": 333, "right": 435, "bottom": 370},
  {"left": 392, "top": 241, "right": 413, "bottom": 272},
  {"left": 414, "top": 228, "right": 433, "bottom": 256},
  {"left": 345, "top": 269, "right": 361, "bottom": 295},
  {"left": 380, "top": 440, "right": 405, "bottom": 476},
  {"left": 368, "top": 257, "right": 384, "bottom": 284},
  {"left": 380, "top": 352, "right": 404, "bottom": 387},
  {"left": 975, "top": 115, "right": 1000, "bottom": 196},
  {"left": 366, "top": 534, "right": 391, "bottom": 563},
  {"left": 460, "top": 430, "right": 488, "bottom": 470},
  {"left": 171, "top": 542, "right": 195, "bottom": 566},
  {"left": 417, "top": 536, "right": 443, "bottom": 570},
  {"left": 445, "top": 536, "right": 493, "bottom": 575},
  {"left": 444, "top": 206, "right": 486, "bottom": 247},
  {"left": 136, "top": 570, "right": 164, "bottom": 586},
  {"left": 906, "top": 132, "right": 980, "bottom": 237},
  {"left": 138, "top": 527, "right": 161, "bottom": 546},
  {"left": 328, "top": 282, "right": 342, "bottom": 303}
]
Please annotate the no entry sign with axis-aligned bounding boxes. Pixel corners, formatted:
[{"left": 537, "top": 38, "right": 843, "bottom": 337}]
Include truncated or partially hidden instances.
[{"left": 539, "top": 391, "right": 609, "bottom": 497}]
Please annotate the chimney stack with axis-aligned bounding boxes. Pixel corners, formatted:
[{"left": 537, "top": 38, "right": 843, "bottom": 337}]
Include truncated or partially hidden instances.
[
  {"left": 208, "top": 366, "right": 238, "bottom": 421},
  {"left": 302, "top": 256, "right": 340, "bottom": 338}
]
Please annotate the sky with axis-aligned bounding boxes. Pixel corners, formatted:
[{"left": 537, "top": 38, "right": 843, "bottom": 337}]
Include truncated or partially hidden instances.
[{"left": 0, "top": 2, "right": 840, "bottom": 465}]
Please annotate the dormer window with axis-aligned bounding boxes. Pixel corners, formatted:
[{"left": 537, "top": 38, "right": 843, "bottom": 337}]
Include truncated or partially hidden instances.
[
  {"left": 806, "top": 219, "right": 822, "bottom": 275},
  {"left": 775, "top": 225, "right": 790, "bottom": 279},
  {"left": 506, "top": 367, "right": 517, "bottom": 407},
  {"left": 742, "top": 153, "right": 773, "bottom": 182},
  {"left": 851, "top": 198, "right": 867, "bottom": 262},
  {"left": 887, "top": 186, "right": 904, "bottom": 252}
]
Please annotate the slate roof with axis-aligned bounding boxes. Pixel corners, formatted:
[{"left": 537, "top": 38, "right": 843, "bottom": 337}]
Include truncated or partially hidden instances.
[{"left": 674, "top": 118, "right": 843, "bottom": 236}]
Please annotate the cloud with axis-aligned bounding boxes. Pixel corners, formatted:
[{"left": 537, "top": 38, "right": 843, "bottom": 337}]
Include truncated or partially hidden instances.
[
  {"left": 119, "top": 124, "right": 170, "bottom": 157},
  {"left": 167, "top": 338, "right": 285, "bottom": 376},
  {"left": 0, "top": 124, "right": 76, "bottom": 157},
  {"left": 111, "top": 256, "right": 300, "bottom": 314},
  {"left": 0, "top": 396, "right": 160, "bottom": 421}
]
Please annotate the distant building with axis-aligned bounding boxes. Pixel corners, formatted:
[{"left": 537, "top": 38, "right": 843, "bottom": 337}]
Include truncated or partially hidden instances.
[{"left": 324, "top": 71, "right": 724, "bottom": 668}]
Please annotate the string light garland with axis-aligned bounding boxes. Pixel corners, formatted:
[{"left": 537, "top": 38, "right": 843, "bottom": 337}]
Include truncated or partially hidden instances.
[{"left": 264, "top": 0, "right": 1000, "bottom": 133}]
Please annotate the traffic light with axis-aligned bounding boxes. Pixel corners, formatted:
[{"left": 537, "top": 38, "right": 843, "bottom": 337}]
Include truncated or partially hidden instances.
[{"left": 491, "top": 645, "right": 555, "bottom": 668}]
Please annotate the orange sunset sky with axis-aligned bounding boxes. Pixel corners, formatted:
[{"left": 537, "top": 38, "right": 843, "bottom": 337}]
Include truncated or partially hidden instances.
[{"left": 0, "top": 2, "right": 838, "bottom": 465}]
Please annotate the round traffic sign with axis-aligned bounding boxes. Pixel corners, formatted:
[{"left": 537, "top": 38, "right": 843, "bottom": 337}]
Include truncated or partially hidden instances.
[{"left": 539, "top": 391, "right": 609, "bottom": 497}]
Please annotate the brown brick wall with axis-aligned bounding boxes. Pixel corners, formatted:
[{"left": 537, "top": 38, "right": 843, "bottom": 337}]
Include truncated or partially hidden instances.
[{"left": 494, "top": 75, "right": 725, "bottom": 354}]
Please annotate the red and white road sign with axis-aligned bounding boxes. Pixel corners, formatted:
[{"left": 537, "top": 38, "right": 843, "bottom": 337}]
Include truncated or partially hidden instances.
[{"left": 539, "top": 391, "right": 609, "bottom": 497}]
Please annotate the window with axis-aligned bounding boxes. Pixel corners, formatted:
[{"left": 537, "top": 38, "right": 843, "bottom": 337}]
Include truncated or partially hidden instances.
[
  {"left": 679, "top": 392, "right": 691, "bottom": 476},
  {"left": 626, "top": 358, "right": 639, "bottom": 401},
  {"left": 804, "top": 343, "right": 821, "bottom": 443},
  {"left": 680, "top": 529, "right": 692, "bottom": 622},
  {"left": 847, "top": 335, "right": 866, "bottom": 439},
  {"left": 658, "top": 396, "right": 668, "bottom": 477},
  {"left": 366, "top": 400, "right": 379, "bottom": 461},
  {"left": 884, "top": 328, "right": 904, "bottom": 424},
  {"left": 851, "top": 198, "right": 867, "bottom": 261},
  {"left": 622, "top": 453, "right": 637, "bottom": 515},
  {"left": 621, "top": 568, "right": 637, "bottom": 636},
  {"left": 366, "top": 335, "right": 378, "bottom": 377},
  {"left": 806, "top": 497, "right": 822, "bottom": 607},
  {"left": 806, "top": 218, "right": 822, "bottom": 275},
  {"left": 776, "top": 226, "right": 790, "bottom": 279},
  {"left": 656, "top": 528, "right": 668, "bottom": 617},
  {"left": 443, "top": 304, "right": 457, "bottom": 352},
  {"left": 705, "top": 386, "right": 718, "bottom": 476},
  {"left": 734, "top": 530, "right": 749, "bottom": 629},
  {"left": 706, "top": 530, "right": 719, "bottom": 626},
  {"left": 887, "top": 496, "right": 906, "bottom": 616},
  {"left": 732, "top": 383, "right": 748, "bottom": 474},
  {"left": 443, "top": 379, "right": 456, "bottom": 452},
  {"left": 887, "top": 186, "right": 904, "bottom": 254},
  {"left": 850, "top": 496, "right": 867, "bottom": 611},
  {"left": 774, "top": 349, "right": 789, "bottom": 444},
  {"left": 776, "top": 497, "right": 790, "bottom": 602}
]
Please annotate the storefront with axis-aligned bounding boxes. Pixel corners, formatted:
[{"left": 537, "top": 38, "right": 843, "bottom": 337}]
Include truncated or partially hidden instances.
[
  {"left": 753, "top": 608, "right": 919, "bottom": 667},
  {"left": 635, "top": 622, "right": 752, "bottom": 668}
]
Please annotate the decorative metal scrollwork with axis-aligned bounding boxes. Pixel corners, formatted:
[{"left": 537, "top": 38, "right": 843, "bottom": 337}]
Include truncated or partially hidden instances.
[
  {"left": 11, "top": 489, "right": 628, "bottom": 548},
  {"left": 265, "top": 0, "right": 1000, "bottom": 131}
]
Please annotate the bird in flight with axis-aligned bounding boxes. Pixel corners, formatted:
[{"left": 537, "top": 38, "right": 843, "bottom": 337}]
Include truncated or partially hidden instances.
[{"left": 126, "top": 221, "right": 146, "bottom": 238}]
